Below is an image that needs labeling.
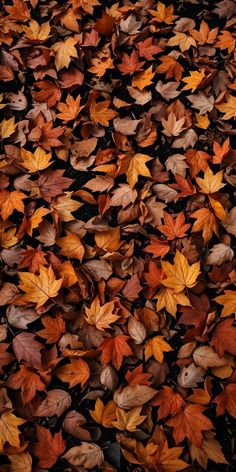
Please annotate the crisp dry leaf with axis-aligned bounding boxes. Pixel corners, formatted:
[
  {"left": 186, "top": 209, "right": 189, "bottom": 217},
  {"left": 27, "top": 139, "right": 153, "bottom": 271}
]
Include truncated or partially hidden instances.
[
  {"left": 161, "top": 250, "right": 200, "bottom": 293},
  {"left": 113, "top": 406, "right": 146, "bottom": 432},
  {"left": 166, "top": 405, "right": 213, "bottom": 447},
  {"left": 63, "top": 443, "right": 104, "bottom": 469},
  {"left": 90, "top": 397, "right": 116, "bottom": 428},
  {"left": 144, "top": 336, "right": 173, "bottom": 363},
  {"left": 51, "top": 37, "right": 78, "bottom": 71},
  {"left": 0, "top": 410, "right": 25, "bottom": 451},
  {"left": 32, "top": 425, "right": 66, "bottom": 468},
  {"left": 18, "top": 265, "right": 63, "bottom": 308},
  {"left": 55, "top": 359, "right": 90, "bottom": 388},
  {"left": 85, "top": 296, "right": 119, "bottom": 331},
  {"left": 214, "top": 290, "right": 236, "bottom": 317},
  {"left": 99, "top": 335, "right": 133, "bottom": 370}
]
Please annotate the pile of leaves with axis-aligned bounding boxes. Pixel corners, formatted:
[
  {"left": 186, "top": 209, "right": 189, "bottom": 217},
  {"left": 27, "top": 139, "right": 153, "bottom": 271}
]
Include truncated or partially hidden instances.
[{"left": 0, "top": 0, "right": 236, "bottom": 470}]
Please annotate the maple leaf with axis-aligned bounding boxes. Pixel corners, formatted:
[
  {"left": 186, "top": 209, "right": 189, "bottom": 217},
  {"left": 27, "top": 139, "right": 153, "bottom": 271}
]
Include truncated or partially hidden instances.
[
  {"left": 185, "top": 149, "right": 210, "bottom": 178},
  {"left": 190, "top": 20, "right": 218, "bottom": 45},
  {"left": 57, "top": 94, "right": 84, "bottom": 121},
  {"left": 56, "top": 231, "right": 85, "bottom": 260},
  {"left": 158, "top": 212, "right": 190, "bottom": 240},
  {"left": 0, "top": 190, "right": 26, "bottom": 221},
  {"left": 0, "top": 117, "right": 17, "bottom": 139},
  {"left": 90, "top": 398, "right": 116, "bottom": 428},
  {"left": 0, "top": 410, "right": 25, "bottom": 451},
  {"left": 85, "top": 296, "right": 119, "bottom": 331},
  {"left": 212, "top": 137, "right": 230, "bottom": 164},
  {"left": 213, "top": 383, "right": 236, "bottom": 418},
  {"left": 190, "top": 431, "right": 228, "bottom": 470},
  {"left": 144, "top": 336, "right": 173, "bottom": 363},
  {"left": 216, "top": 94, "right": 236, "bottom": 119},
  {"left": 132, "top": 66, "right": 155, "bottom": 90},
  {"left": 51, "top": 37, "right": 78, "bottom": 71},
  {"left": 191, "top": 208, "right": 218, "bottom": 242},
  {"left": 136, "top": 38, "right": 162, "bottom": 60},
  {"left": 34, "top": 80, "right": 61, "bottom": 108},
  {"left": 55, "top": 358, "right": 90, "bottom": 387},
  {"left": 156, "top": 55, "right": 183, "bottom": 81},
  {"left": 152, "top": 386, "right": 185, "bottom": 419},
  {"left": 211, "top": 318, "right": 236, "bottom": 357},
  {"left": 22, "top": 19, "right": 50, "bottom": 41},
  {"left": 144, "top": 237, "right": 170, "bottom": 258},
  {"left": 182, "top": 69, "right": 206, "bottom": 92},
  {"left": 4, "top": 0, "right": 30, "bottom": 21},
  {"left": 117, "top": 50, "right": 144, "bottom": 75},
  {"left": 171, "top": 174, "right": 196, "bottom": 198},
  {"left": 168, "top": 32, "right": 196, "bottom": 52},
  {"left": 161, "top": 251, "right": 200, "bottom": 293},
  {"left": 89, "top": 99, "right": 118, "bottom": 126},
  {"left": 161, "top": 112, "right": 185, "bottom": 137},
  {"left": 18, "top": 265, "right": 63, "bottom": 308},
  {"left": 21, "top": 147, "right": 52, "bottom": 173},
  {"left": 51, "top": 192, "right": 83, "bottom": 222},
  {"left": 26, "top": 207, "right": 51, "bottom": 237},
  {"left": 149, "top": 2, "right": 178, "bottom": 24},
  {"left": 214, "top": 290, "right": 236, "bottom": 317},
  {"left": 37, "top": 312, "right": 65, "bottom": 343},
  {"left": 18, "top": 247, "right": 48, "bottom": 276},
  {"left": 117, "top": 153, "right": 152, "bottom": 188},
  {"left": 114, "top": 406, "right": 146, "bottom": 432},
  {"left": 125, "top": 365, "right": 153, "bottom": 386},
  {"left": 215, "top": 30, "right": 236, "bottom": 54},
  {"left": 38, "top": 169, "right": 73, "bottom": 202},
  {"left": 166, "top": 405, "right": 213, "bottom": 447},
  {"left": 32, "top": 425, "right": 66, "bottom": 468},
  {"left": 195, "top": 167, "right": 225, "bottom": 194},
  {"left": 154, "top": 440, "right": 189, "bottom": 472},
  {"left": 155, "top": 287, "right": 191, "bottom": 317},
  {"left": 7, "top": 364, "right": 46, "bottom": 403},
  {"left": 99, "top": 335, "right": 133, "bottom": 370}
]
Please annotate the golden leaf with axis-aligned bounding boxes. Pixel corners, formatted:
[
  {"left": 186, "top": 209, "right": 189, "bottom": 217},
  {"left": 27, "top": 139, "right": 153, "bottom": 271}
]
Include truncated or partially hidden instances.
[
  {"left": 18, "top": 265, "right": 63, "bottom": 308},
  {"left": 161, "top": 250, "right": 200, "bottom": 293}
]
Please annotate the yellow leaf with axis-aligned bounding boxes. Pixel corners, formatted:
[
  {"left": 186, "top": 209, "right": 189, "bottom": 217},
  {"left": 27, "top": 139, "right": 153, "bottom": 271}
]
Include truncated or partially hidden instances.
[
  {"left": 168, "top": 32, "right": 196, "bottom": 52},
  {"left": 18, "top": 265, "right": 63, "bottom": 308},
  {"left": 113, "top": 406, "right": 146, "bottom": 432},
  {"left": 132, "top": 66, "right": 155, "bottom": 91},
  {"left": 26, "top": 207, "right": 51, "bottom": 236},
  {"left": 216, "top": 94, "right": 236, "bottom": 120},
  {"left": 155, "top": 287, "right": 191, "bottom": 317},
  {"left": 21, "top": 147, "right": 52, "bottom": 173},
  {"left": 8, "top": 451, "right": 32, "bottom": 472},
  {"left": 0, "top": 117, "right": 16, "bottom": 139},
  {"left": 191, "top": 208, "right": 218, "bottom": 242},
  {"left": 182, "top": 69, "right": 206, "bottom": 92},
  {"left": 95, "top": 226, "right": 121, "bottom": 252},
  {"left": 195, "top": 113, "right": 210, "bottom": 129},
  {"left": 214, "top": 290, "right": 236, "bottom": 317},
  {"left": 161, "top": 250, "right": 200, "bottom": 293},
  {"left": 52, "top": 192, "right": 83, "bottom": 222},
  {"left": 209, "top": 197, "right": 227, "bottom": 222},
  {"left": 195, "top": 167, "right": 225, "bottom": 194},
  {"left": 117, "top": 153, "right": 152, "bottom": 188},
  {"left": 0, "top": 227, "right": 18, "bottom": 248},
  {"left": 90, "top": 397, "right": 116, "bottom": 428},
  {"left": 85, "top": 296, "right": 119, "bottom": 331},
  {"left": 149, "top": 2, "right": 178, "bottom": 24},
  {"left": 22, "top": 19, "right": 50, "bottom": 41},
  {"left": 0, "top": 410, "right": 25, "bottom": 452},
  {"left": 215, "top": 30, "right": 236, "bottom": 54},
  {"left": 57, "top": 94, "right": 84, "bottom": 121},
  {"left": 144, "top": 336, "right": 173, "bottom": 363},
  {"left": 56, "top": 231, "right": 85, "bottom": 261},
  {"left": 89, "top": 100, "right": 118, "bottom": 126},
  {"left": 51, "top": 37, "right": 78, "bottom": 71},
  {"left": 0, "top": 190, "right": 26, "bottom": 221}
]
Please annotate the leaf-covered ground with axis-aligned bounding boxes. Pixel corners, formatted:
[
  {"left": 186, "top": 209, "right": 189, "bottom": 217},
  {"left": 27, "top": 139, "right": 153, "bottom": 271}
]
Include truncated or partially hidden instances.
[{"left": 0, "top": 0, "right": 236, "bottom": 471}]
